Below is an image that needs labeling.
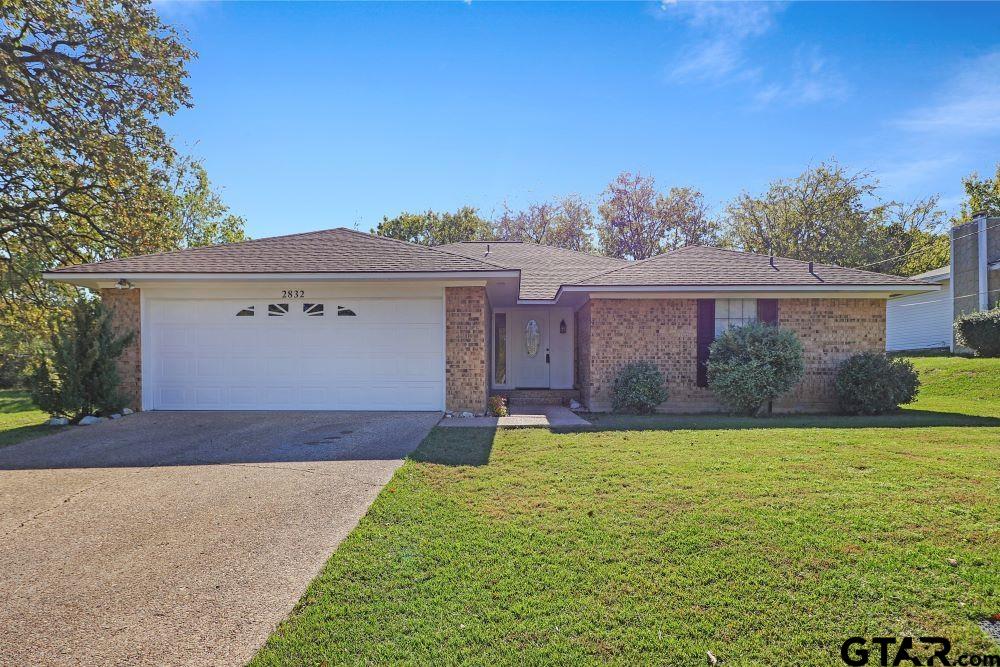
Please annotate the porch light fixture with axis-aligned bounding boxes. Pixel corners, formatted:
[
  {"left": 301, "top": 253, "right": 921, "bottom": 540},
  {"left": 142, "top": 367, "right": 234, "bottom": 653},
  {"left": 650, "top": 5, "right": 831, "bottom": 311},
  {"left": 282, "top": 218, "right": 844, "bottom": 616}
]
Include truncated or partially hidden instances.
[
  {"left": 559, "top": 319, "right": 567, "bottom": 334},
  {"left": 115, "top": 278, "right": 133, "bottom": 290}
]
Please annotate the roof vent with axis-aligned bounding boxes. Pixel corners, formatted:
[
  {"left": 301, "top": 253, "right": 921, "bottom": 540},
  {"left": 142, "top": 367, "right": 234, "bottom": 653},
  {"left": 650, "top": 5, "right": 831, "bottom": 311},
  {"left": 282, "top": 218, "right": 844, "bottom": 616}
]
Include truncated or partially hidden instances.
[
  {"left": 769, "top": 255, "right": 777, "bottom": 270},
  {"left": 808, "top": 261, "right": 815, "bottom": 274},
  {"left": 484, "top": 243, "right": 491, "bottom": 257}
]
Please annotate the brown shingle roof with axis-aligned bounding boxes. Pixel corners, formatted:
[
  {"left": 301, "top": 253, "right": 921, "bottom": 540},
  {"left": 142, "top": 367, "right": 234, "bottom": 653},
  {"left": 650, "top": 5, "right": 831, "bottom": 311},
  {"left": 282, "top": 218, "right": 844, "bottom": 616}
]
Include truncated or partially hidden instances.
[
  {"left": 49, "top": 228, "right": 507, "bottom": 275},
  {"left": 48, "top": 229, "right": 933, "bottom": 299},
  {"left": 576, "top": 245, "right": 934, "bottom": 288},
  {"left": 438, "top": 241, "right": 626, "bottom": 300}
]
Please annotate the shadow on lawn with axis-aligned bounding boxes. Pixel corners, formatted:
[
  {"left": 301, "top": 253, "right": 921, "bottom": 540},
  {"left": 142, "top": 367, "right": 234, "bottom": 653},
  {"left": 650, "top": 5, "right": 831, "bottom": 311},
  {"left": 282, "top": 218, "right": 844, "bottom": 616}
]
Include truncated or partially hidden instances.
[
  {"left": 579, "top": 409, "right": 1000, "bottom": 432},
  {"left": 408, "top": 409, "right": 999, "bottom": 468},
  {"left": 408, "top": 428, "right": 496, "bottom": 466}
]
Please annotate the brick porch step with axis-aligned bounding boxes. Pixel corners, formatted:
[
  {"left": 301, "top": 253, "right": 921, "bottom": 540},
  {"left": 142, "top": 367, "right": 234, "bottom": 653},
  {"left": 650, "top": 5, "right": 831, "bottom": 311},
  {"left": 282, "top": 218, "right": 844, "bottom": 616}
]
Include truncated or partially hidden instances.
[{"left": 496, "top": 389, "right": 581, "bottom": 407}]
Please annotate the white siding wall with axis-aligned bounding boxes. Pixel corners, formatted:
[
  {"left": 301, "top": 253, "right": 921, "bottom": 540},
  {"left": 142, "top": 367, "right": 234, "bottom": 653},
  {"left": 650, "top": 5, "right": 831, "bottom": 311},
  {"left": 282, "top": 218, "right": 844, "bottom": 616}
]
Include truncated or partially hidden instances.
[{"left": 886, "top": 278, "right": 952, "bottom": 351}]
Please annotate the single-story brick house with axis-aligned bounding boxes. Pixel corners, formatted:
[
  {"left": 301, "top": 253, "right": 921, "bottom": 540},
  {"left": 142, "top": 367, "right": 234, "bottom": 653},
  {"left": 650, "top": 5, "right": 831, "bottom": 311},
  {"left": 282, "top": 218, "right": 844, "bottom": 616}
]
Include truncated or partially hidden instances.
[{"left": 43, "top": 228, "right": 937, "bottom": 414}]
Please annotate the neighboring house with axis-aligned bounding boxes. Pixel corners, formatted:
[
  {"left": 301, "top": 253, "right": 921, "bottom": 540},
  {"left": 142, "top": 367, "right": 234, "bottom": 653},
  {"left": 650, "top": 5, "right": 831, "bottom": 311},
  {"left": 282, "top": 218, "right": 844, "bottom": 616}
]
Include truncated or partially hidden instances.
[
  {"left": 951, "top": 213, "right": 1000, "bottom": 351},
  {"left": 886, "top": 265, "right": 951, "bottom": 352},
  {"left": 43, "top": 229, "right": 936, "bottom": 415}
]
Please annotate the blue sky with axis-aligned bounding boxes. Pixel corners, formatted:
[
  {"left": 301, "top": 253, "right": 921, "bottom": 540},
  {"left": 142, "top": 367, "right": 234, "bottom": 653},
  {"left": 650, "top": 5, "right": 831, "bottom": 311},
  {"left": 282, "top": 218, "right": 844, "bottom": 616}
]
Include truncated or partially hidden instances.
[{"left": 154, "top": 1, "right": 1000, "bottom": 239}]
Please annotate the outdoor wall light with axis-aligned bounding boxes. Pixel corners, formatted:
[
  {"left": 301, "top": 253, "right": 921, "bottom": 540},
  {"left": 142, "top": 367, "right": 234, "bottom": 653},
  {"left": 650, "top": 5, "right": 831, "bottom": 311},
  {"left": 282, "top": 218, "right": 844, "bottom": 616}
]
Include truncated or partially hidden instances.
[
  {"left": 559, "top": 319, "right": 567, "bottom": 334},
  {"left": 115, "top": 278, "right": 134, "bottom": 289}
]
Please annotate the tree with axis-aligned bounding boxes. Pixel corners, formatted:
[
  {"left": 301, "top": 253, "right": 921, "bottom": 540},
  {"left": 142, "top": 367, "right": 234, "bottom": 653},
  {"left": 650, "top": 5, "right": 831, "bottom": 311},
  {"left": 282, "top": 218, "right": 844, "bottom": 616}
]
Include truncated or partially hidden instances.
[
  {"left": 493, "top": 195, "right": 595, "bottom": 252},
  {"left": 660, "top": 186, "right": 718, "bottom": 251},
  {"left": 954, "top": 164, "right": 1000, "bottom": 224},
  {"left": 167, "top": 157, "right": 247, "bottom": 248},
  {"left": 1, "top": 1, "right": 194, "bottom": 303},
  {"left": 596, "top": 172, "right": 716, "bottom": 260},
  {"left": 28, "top": 297, "right": 134, "bottom": 421},
  {"left": 720, "top": 161, "right": 947, "bottom": 275},
  {"left": 373, "top": 206, "right": 492, "bottom": 245}
]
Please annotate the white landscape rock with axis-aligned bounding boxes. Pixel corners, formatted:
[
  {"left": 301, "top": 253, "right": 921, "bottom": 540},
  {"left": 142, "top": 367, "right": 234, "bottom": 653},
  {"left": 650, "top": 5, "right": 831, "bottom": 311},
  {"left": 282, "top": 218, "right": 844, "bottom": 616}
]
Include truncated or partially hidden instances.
[
  {"left": 109, "top": 413, "right": 122, "bottom": 420},
  {"left": 48, "top": 417, "right": 70, "bottom": 426},
  {"left": 121, "top": 408, "right": 134, "bottom": 415},
  {"left": 459, "top": 411, "right": 475, "bottom": 419},
  {"left": 569, "top": 399, "right": 582, "bottom": 410},
  {"left": 77, "top": 415, "right": 104, "bottom": 426}
]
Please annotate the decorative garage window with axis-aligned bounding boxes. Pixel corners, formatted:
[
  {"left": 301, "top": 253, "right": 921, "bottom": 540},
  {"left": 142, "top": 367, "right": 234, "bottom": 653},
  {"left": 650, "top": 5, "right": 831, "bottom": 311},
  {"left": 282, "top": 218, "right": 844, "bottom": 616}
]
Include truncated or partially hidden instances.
[
  {"left": 337, "top": 306, "right": 356, "bottom": 317},
  {"left": 236, "top": 306, "right": 255, "bottom": 317},
  {"left": 714, "top": 298, "right": 757, "bottom": 336},
  {"left": 268, "top": 303, "right": 289, "bottom": 317},
  {"left": 303, "top": 303, "right": 324, "bottom": 317}
]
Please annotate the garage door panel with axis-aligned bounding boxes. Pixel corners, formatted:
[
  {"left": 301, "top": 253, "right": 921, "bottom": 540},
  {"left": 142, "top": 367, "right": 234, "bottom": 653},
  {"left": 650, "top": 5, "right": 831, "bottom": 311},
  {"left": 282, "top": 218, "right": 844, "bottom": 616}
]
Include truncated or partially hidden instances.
[{"left": 147, "top": 297, "right": 444, "bottom": 410}]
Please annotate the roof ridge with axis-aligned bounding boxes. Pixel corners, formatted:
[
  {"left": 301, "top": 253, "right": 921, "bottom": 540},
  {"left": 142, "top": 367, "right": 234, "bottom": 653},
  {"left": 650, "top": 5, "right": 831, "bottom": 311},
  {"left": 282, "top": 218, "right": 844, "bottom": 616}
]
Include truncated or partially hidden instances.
[
  {"left": 567, "top": 243, "right": 935, "bottom": 288},
  {"left": 442, "top": 240, "right": 627, "bottom": 264},
  {"left": 49, "top": 228, "right": 352, "bottom": 271},
  {"left": 343, "top": 228, "right": 510, "bottom": 270},
  {"left": 572, "top": 243, "right": 695, "bottom": 283},
  {"left": 703, "top": 244, "right": 937, "bottom": 283}
]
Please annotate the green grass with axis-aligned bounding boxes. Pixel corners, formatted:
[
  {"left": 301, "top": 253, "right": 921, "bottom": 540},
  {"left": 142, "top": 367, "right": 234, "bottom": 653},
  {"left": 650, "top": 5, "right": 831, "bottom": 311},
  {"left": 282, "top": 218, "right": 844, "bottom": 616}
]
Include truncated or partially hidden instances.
[
  {"left": 253, "top": 356, "right": 1000, "bottom": 666},
  {"left": 0, "top": 389, "right": 55, "bottom": 448}
]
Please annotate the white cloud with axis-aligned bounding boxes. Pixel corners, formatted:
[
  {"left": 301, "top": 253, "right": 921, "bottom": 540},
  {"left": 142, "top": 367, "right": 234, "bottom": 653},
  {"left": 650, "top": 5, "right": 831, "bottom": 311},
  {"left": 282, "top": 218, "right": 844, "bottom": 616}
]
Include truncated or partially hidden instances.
[
  {"left": 895, "top": 51, "right": 1000, "bottom": 136},
  {"left": 662, "top": 2, "right": 782, "bottom": 83},
  {"left": 753, "top": 47, "right": 850, "bottom": 107},
  {"left": 658, "top": 2, "right": 847, "bottom": 108}
]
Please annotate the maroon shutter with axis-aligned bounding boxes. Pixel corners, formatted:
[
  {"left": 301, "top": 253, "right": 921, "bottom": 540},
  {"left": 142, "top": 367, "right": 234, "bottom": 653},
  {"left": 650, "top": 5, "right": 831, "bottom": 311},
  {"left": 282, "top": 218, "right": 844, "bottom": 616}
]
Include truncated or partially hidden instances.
[
  {"left": 696, "top": 299, "right": 715, "bottom": 387},
  {"left": 757, "top": 299, "right": 779, "bottom": 325}
]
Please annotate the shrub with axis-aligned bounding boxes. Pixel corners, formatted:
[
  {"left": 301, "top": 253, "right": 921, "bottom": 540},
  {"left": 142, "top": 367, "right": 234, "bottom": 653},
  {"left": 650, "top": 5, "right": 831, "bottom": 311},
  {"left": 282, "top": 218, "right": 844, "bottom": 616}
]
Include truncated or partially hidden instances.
[
  {"left": 835, "top": 352, "right": 920, "bottom": 415},
  {"left": 707, "top": 322, "right": 804, "bottom": 416},
  {"left": 954, "top": 307, "right": 1000, "bottom": 357},
  {"left": 28, "top": 298, "right": 134, "bottom": 422},
  {"left": 611, "top": 361, "right": 668, "bottom": 414},
  {"left": 488, "top": 394, "right": 509, "bottom": 417}
]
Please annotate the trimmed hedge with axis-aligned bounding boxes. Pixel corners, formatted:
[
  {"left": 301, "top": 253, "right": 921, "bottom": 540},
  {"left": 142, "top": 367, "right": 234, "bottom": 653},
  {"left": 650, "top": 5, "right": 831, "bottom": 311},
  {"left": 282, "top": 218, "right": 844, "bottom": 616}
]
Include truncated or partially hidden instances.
[
  {"left": 835, "top": 352, "right": 920, "bottom": 415},
  {"left": 954, "top": 307, "right": 1000, "bottom": 357},
  {"left": 707, "top": 322, "right": 804, "bottom": 416},
  {"left": 611, "top": 361, "right": 668, "bottom": 414}
]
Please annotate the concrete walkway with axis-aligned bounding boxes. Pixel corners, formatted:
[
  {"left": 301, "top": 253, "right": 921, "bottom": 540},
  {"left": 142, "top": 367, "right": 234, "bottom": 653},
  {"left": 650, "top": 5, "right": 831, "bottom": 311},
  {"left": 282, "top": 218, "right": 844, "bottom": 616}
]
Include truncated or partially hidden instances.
[{"left": 438, "top": 405, "right": 591, "bottom": 428}]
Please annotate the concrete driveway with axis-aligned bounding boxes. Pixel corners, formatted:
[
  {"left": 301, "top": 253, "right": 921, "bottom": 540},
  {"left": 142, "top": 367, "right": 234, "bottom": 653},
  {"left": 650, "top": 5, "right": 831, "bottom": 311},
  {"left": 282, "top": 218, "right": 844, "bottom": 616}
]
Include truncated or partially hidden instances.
[{"left": 0, "top": 410, "right": 438, "bottom": 667}]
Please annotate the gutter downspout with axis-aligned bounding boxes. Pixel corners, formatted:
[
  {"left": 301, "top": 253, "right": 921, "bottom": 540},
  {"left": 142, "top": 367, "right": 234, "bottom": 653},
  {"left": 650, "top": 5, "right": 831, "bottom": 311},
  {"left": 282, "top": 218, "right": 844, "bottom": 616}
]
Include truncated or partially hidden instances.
[
  {"left": 977, "top": 212, "right": 989, "bottom": 311},
  {"left": 949, "top": 229, "right": 956, "bottom": 352}
]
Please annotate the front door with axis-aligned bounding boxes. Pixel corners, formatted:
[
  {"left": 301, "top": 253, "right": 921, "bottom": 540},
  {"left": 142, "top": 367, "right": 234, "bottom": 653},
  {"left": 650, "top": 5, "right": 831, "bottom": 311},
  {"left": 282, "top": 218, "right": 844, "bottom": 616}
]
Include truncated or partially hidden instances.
[{"left": 513, "top": 311, "right": 550, "bottom": 388}]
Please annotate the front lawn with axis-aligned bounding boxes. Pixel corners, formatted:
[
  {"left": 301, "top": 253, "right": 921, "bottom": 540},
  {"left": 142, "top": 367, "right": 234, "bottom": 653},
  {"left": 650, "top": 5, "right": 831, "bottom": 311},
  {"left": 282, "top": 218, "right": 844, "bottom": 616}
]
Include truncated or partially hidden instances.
[
  {"left": 253, "top": 355, "right": 1000, "bottom": 666},
  {"left": 0, "top": 389, "right": 54, "bottom": 448}
]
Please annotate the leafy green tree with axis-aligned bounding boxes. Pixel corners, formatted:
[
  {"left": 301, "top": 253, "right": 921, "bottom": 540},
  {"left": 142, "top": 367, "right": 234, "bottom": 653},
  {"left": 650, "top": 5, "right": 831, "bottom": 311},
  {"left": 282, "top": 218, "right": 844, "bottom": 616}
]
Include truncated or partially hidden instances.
[
  {"left": 1, "top": 3, "right": 245, "bottom": 385},
  {"left": 596, "top": 172, "right": 716, "bottom": 259},
  {"left": 373, "top": 206, "right": 493, "bottom": 245},
  {"left": 721, "top": 161, "right": 946, "bottom": 275},
  {"left": 494, "top": 195, "right": 595, "bottom": 252},
  {"left": 953, "top": 164, "right": 1000, "bottom": 224},
  {"left": 0, "top": 0, "right": 193, "bottom": 302},
  {"left": 29, "top": 298, "right": 134, "bottom": 421},
  {"left": 167, "top": 157, "right": 248, "bottom": 248}
]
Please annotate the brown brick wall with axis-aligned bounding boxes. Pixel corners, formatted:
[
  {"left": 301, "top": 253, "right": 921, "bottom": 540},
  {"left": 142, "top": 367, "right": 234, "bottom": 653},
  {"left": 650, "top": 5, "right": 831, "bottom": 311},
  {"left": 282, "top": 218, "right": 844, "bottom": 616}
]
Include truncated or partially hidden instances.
[
  {"left": 445, "top": 286, "right": 488, "bottom": 414},
  {"left": 577, "top": 297, "right": 886, "bottom": 414},
  {"left": 100, "top": 288, "right": 142, "bottom": 411},
  {"left": 773, "top": 298, "right": 886, "bottom": 412}
]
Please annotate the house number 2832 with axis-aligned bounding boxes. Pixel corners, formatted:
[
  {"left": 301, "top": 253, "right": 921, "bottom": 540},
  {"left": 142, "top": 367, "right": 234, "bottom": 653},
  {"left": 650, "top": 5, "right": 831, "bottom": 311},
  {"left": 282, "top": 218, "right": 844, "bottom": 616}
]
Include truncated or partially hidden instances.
[{"left": 281, "top": 289, "right": 304, "bottom": 298}]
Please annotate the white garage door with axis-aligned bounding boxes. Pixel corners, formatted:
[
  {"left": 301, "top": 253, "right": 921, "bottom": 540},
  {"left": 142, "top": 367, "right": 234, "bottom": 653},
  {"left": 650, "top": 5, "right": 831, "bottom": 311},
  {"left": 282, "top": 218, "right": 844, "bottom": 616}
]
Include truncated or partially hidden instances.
[{"left": 146, "top": 297, "right": 443, "bottom": 410}]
